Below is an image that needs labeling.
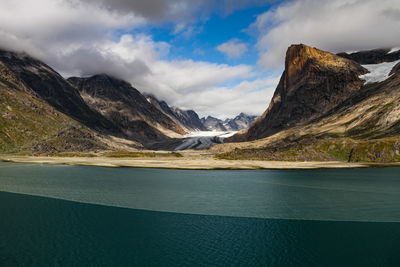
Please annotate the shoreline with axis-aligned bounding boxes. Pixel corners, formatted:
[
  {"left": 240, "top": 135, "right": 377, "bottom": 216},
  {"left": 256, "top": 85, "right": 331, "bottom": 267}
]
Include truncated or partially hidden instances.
[{"left": 1, "top": 155, "right": 400, "bottom": 170}]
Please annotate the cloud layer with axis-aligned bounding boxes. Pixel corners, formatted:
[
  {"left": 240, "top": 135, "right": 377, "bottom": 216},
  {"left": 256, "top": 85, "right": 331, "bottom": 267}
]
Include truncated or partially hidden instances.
[
  {"left": 253, "top": 0, "right": 400, "bottom": 69},
  {"left": 2, "top": 0, "right": 398, "bottom": 118},
  {"left": 0, "top": 0, "right": 278, "bottom": 118},
  {"left": 217, "top": 39, "right": 248, "bottom": 58}
]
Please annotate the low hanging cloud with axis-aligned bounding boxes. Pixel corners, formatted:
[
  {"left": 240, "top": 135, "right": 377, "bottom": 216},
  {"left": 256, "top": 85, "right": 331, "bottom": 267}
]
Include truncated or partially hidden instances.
[
  {"left": 252, "top": 0, "right": 400, "bottom": 69},
  {"left": 217, "top": 39, "right": 248, "bottom": 58},
  {"left": 0, "top": 0, "right": 279, "bottom": 118},
  {"left": 83, "top": 0, "right": 275, "bottom": 22}
]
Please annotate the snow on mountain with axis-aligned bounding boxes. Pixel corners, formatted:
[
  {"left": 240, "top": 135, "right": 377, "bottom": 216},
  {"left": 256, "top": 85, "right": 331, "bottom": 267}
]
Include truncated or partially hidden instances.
[
  {"left": 389, "top": 47, "right": 400, "bottom": 54},
  {"left": 359, "top": 59, "right": 400, "bottom": 84}
]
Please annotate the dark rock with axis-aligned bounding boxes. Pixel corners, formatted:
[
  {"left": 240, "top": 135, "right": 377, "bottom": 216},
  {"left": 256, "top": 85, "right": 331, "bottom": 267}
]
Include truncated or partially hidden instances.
[
  {"left": 144, "top": 94, "right": 207, "bottom": 131},
  {"left": 201, "top": 116, "right": 227, "bottom": 131},
  {"left": 229, "top": 44, "right": 368, "bottom": 141},
  {"left": 0, "top": 50, "right": 117, "bottom": 133},
  {"left": 337, "top": 48, "right": 400, "bottom": 64},
  {"left": 68, "top": 75, "right": 186, "bottom": 143}
]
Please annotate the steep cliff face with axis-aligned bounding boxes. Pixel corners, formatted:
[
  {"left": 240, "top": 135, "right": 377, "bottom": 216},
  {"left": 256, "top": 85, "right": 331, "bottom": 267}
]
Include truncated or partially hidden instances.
[
  {"left": 216, "top": 65, "right": 400, "bottom": 162},
  {"left": 217, "top": 45, "right": 400, "bottom": 162},
  {"left": 225, "top": 113, "right": 257, "bottom": 131},
  {"left": 68, "top": 75, "right": 186, "bottom": 143},
  {"left": 201, "top": 113, "right": 256, "bottom": 131},
  {"left": 230, "top": 44, "right": 367, "bottom": 141},
  {"left": 201, "top": 116, "right": 227, "bottom": 131},
  {"left": 0, "top": 59, "right": 108, "bottom": 153},
  {"left": 0, "top": 50, "right": 117, "bottom": 133},
  {"left": 144, "top": 94, "right": 207, "bottom": 131},
  {"left": 170, "top": 108, "right": 207, "bottom": 131}
]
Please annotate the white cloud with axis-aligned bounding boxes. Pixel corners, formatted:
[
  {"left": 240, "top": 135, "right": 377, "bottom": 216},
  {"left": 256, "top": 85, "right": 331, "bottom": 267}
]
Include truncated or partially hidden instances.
[
  {"left": 51, "top": 34, "right": 278, "bottom": 118},
  {"left": 0, "top": 0, "right": 278, "bottom": 118},
  {"left": 0, "top": 0, "right": 144, "bottom": 60},
  {"left": 217, "top": 39, "right": 248, "bottom": 58},
  {"left": 90, "top": 34, "right": 274, "bottom": 118},
  {"left": 83, "top": 0, "right": 274, "bottom": 22},
  {"left": 252, "top": 0, "right": 400, "bottom": 69}
]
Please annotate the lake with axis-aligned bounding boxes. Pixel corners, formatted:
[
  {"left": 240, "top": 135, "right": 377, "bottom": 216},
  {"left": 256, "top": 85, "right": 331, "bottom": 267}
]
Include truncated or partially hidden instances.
[{"left": 0, "top": 162, "right": 400, "bottom": 266}]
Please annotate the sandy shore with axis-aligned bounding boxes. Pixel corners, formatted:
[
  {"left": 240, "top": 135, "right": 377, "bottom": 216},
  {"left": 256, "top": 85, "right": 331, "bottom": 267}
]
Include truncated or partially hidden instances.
[{"left": 1, "top": 155, "right": 399, "bottom": 170}]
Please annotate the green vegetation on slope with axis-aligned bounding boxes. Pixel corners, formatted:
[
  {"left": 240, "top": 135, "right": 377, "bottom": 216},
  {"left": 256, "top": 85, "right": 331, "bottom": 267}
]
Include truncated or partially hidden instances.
[
  {"left": 216, "top": 137, "right": 400, "bottom": 163},
  {"left": 0, "top": 79, "right": 106, "bottom": 154}
]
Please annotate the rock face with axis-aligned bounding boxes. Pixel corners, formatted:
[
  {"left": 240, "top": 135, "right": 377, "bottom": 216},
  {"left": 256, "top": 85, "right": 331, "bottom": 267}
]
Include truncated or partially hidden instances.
[
  {"left": 229, "top": 44, "right": 368, "bottom": 141},
  {"left": 146, "top": 94, "right": 255, "bottom": 133},
  {"left": 0, "top": 50, "right": 116, "bottom": 133},
  {"left": 0, "top": 49, "right": 183, "bottom": 152},
  {"left": 0, "top": 53, "right": 109, "bottom": 153},
  {"left": 225, "top": 113, "right": 257, "bottom": 131},
  {"left": 201, "top": 116, "right": 227, "bottom": 131},
  {"left": 337, "top": 48, "right": 400, "bottom": 64},
  {"left": 219, "top": 45, "right": 400, "bottom": 162},
  {"left": 201, "top": 114, "right": 256, "bottom": 131},
  {"left": 68, "top": 75, "right": 186, "bottom": 143},
  {"left": 145, "top": 94, "right": 207, "bottom": 131},
  {"left": 170, "top": 108, "right": 207, "bottom": 131}
]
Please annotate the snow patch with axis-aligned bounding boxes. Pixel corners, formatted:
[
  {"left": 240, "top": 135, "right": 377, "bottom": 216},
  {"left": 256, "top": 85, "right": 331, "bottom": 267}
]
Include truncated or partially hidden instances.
[
  {"left": 359, "top": 60, "right": 400, "bottom": 84},
  {"left": 388, "top": 47, "right": 400, "bottom": 54},
  {"left": 174, "top": 131, "right": 237, "bottom": 150},
  {"left": 184, "top": 131, "right": 237, "bottom": 138}
]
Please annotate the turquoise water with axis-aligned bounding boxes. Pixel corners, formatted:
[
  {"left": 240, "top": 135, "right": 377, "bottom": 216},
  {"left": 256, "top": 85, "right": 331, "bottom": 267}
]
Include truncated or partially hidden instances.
[{"left": 1, "top": 162, "right": 400, "bottom": 266}]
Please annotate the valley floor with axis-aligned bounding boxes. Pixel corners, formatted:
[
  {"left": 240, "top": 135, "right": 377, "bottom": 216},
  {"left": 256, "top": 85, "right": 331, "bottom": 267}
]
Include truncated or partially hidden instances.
[{"left": 2, "top": 153, "right": 399, "bottom": 170}]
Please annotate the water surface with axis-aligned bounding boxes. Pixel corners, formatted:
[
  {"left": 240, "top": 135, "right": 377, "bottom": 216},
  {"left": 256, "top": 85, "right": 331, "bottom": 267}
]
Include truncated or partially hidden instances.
[
  {"left": 1, "top": 162, "right": 400, "bottom": 222},
  {"left": 1, "top": 162, "right": 400, "bottom": 266}
]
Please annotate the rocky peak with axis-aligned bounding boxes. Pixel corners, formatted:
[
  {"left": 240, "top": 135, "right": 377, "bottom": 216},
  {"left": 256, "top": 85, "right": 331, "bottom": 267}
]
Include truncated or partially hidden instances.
[
  {"left": 69, "top": 74, "right": 187, "bottom": 140},
  {"left": 68, "top": 74, "right": 138, "bottom": 101},
  {"left": 143, "top": 94, "right": 207, "bottom": 131},
  {"left": 0, "top": 50, "right": 117, "bottom": 132},
  {"left": 285, "top": 44, "right": 364, "bottom": 88},
  {"left": 229, "top": 44, "right": 368, "bottom": 142}
]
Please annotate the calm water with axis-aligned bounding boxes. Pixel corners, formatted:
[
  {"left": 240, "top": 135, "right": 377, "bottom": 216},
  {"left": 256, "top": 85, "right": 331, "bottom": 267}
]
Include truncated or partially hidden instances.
[{"left": 0, "top": 162, "right": 400, "bottom": 266}]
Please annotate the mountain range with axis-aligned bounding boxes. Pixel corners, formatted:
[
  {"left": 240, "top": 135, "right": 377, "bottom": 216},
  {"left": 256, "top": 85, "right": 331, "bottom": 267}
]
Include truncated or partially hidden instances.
[
  {"left": 2, "top": 43, "right": 400, "bottom": 162},
  {"left": 219, "top": 44, "right": 400, "bottom": 162},
  {"left": 0, "top": 49, "right": 254, "bottom": 153},
  {"left": 201, "top": 113, "right": 256, "bottom": 132}
]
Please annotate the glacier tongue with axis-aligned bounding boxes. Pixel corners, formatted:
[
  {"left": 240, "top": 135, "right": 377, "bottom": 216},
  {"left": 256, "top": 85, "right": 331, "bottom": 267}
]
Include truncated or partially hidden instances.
[{"left": 359, "top": 60, "right": 400, "bottom": 84}]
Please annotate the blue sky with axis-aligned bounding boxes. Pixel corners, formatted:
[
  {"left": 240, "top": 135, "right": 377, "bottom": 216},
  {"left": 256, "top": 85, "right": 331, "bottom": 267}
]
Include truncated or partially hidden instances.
[
  {"left": 1, "top": 0, "right": 399, "bottom": 118},
  {"left": 147, "top": 4, "right": 272, "bottom": 65}
]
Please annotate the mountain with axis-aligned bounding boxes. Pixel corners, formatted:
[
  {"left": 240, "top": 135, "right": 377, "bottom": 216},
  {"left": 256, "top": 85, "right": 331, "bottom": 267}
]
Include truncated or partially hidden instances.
[
  {"left": 0, "top": 48, "right": 257, "bottom": 153},
  {"left": 219, "top": 44, "right": 400, "bottom": 162},
  {"left": 0, "top": 50, "right": 184, "bottom": 153},
  {"left": 144, "top": 94, "right": 207, "bottom": 131},
  {"left": 201, "top": 116, "right": 227, "bottom": 131},
  {"left": 0, "top": 50, "right": 117, "bottom": 133},
  {"left": 229, "top": 44, "right": 367, "bottom": 141},
  {"left": 0, "top": 52, "right": 112, "bottom": 154},
  {"left": 201, "top": 113, "right": 256, "bottom": 131},
  {"left": 146, "top": 94, "right": 255, "bottom": 133},
  {"left": 337, "top": 48, "right": 400, "bottom": 64},
  {"left": 68, "top": 75, "right": 186, "bottom": 143},
  {"left": 224, "top": 113, "right": 257, "bottom": 131}
]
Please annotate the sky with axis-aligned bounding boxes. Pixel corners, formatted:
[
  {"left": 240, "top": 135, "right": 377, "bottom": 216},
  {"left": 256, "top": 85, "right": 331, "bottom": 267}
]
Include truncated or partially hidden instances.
[{"left": 0, "top": 0, "right": 400, "bottom": 119}]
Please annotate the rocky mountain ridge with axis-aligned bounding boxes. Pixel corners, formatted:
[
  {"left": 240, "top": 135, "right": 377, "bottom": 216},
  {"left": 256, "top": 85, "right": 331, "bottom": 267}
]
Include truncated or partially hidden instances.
[
  {"left": 229, "top": 44, "right": 368, "bottom": 142},
  {"left": 219, "top": 44, "right": 400, "bottom": 162},
  {"left": 144, "top": 94, "right": 207, "bottom": 132},
  {"left": 0, "top": 49, "right": 252, "bottom": 153},
  {"left": 337, "top": 48, "right": 400, "bottom": 64},
  {"left": 145, "top": 94, "right": 256, "bottom": 133},
  {"left": 68, "top": 75, "right": 186, "bottom": 144},
  {"left": 201, "top": 113, "right": 256, "bottom": 131}
]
